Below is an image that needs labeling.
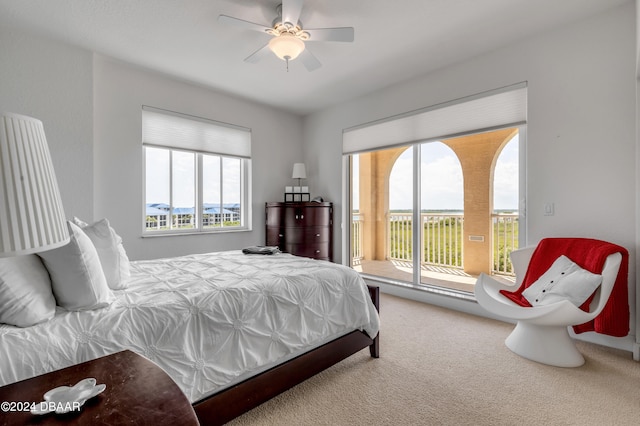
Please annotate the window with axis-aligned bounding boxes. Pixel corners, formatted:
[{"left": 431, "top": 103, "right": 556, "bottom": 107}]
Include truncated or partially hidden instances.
[
  {"left": 142, "top": 107, "right": 251, "bottom": 234},
  {"left": 344, "top": 84, "right": 526, "bottom": 295}
]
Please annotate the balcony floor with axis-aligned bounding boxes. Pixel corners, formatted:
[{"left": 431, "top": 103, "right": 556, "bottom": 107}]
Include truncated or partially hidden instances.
[{"left": 353, "top": 259, "right": 515, "bottom": 293}]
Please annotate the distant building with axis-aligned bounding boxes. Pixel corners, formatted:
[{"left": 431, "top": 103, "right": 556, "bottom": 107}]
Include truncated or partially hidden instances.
[{"left": 146, "top": 203, "right": 239, "bottom": 230}]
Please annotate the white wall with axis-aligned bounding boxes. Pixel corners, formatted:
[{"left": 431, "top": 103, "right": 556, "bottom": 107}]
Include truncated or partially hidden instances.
[
  {"left": 0, "top": 28, "right": 94, "bottom": 221},
  {"left": 93, "top": 56, "right": 304, "bottom": 260},
  {"left": 304, "top": 3, "right": 638, "bottom": 348},
  {"left": 0, "top": 27, "right": 304, "bottom": 261}
]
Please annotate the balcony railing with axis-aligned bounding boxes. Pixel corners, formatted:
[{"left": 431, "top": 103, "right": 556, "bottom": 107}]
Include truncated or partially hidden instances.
[
  {"left": 354, "top": 212, "right": 518, "bottom": 276},
  {"left": 423, "top": 213, "right": 464, "bottom": 268},
  {"left": 492, "top": 213, "right": 519, "bottom": 275},
  {"left": 352, "top": 214, "right": 364, "bottom": 264},
  {"left": 388, "top": 213, "right": 464, "bottom": 269}
]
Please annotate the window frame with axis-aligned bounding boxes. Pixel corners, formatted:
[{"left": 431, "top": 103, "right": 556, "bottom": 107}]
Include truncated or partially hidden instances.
[
  {"left": 342, "top": 83, "right": 527, "bottom": 270},
  {"left": 342, "top": 125, "right": 526, "bottom": 282}
]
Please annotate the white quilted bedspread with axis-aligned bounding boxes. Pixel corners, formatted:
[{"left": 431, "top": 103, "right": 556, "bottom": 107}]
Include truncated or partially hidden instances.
[{"left": 0, "top": 251, "right": 379, "bottom": 403}]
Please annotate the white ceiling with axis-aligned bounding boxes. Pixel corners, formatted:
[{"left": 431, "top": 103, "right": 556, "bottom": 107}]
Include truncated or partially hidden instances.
[{"left": 0, "top": 0, "right": 630, "bottom": 115}]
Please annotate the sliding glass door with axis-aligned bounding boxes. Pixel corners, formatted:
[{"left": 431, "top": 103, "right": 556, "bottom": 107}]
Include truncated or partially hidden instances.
[
  {"left": 344, "top": 84, "right": 527, "bottom": 294},
  {"left": 348, "top": 128, "right": 524, "bottom": 294}
]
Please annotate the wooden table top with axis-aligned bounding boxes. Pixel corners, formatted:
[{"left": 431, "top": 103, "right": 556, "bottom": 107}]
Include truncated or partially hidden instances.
[{"left": 0, "top": 350, "right": 199, "bottom": 425}]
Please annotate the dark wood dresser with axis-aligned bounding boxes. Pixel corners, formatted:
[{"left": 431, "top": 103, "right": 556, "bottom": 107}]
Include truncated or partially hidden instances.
[{"left": 265, "top": 202, "right": 333, "bottom": 261}]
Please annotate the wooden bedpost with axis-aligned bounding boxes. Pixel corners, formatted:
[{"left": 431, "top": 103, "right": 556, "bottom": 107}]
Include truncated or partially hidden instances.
[{"left": 367, "top": 285, "right": 380, "bottom": 358}]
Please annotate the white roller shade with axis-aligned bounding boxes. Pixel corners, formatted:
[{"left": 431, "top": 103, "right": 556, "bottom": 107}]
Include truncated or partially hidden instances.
[
  {"left": 343, "top": 83, "right": 527, "bottom": 154},
  {"left": 142, "top": 106, "right": 251, "bottom": 158}
]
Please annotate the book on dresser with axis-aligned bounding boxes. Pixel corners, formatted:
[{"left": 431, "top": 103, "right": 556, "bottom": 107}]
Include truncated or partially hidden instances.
[{"left": 265, "top": 202, "right": 333, "bottom": 261}]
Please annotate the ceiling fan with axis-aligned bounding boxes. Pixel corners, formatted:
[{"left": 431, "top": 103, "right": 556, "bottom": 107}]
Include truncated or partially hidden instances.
[{"left": 218, "top": 0, "right": 354, "bottom": 71}]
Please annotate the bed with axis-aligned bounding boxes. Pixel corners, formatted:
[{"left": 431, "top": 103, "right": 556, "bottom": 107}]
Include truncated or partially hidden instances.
[{"left": 0, "top": 249, "right": 380, "bottom": 424}]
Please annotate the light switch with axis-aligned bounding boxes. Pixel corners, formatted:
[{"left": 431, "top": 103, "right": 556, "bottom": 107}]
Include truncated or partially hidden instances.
[{"left": 544, "top": 203, "right": 554, "bottom": 216}]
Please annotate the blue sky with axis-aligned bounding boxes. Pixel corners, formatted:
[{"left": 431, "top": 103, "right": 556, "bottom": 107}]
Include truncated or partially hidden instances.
[{"left": 145, "top": 147, "right": 241, "bottom": 207}]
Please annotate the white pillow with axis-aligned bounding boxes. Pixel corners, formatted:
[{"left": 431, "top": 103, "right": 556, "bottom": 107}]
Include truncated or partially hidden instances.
[
  {"left": 73, "top": 217, "right": 130, "bottom": 290},
  {"left": 522, "top": 255, "right": 603, "bottom": 307},
  {"left": 38, "top": 221, "right": 114, "bottom": 311},
  {"left": 0, "top": 255, "right": 56, "bottom": 327}
]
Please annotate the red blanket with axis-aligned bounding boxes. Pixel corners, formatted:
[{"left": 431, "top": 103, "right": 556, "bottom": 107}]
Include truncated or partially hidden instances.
[{"left": 499, "top": 238, "right": 629, "bottom": 337}]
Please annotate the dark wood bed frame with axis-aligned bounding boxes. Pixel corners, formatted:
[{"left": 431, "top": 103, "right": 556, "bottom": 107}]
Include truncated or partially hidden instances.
[{"left": 192, "top": 285, "right": 380, "bottom": 425}]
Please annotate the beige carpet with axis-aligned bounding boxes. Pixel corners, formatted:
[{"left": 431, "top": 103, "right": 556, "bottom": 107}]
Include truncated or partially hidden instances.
[{"left": 229, "top": 293, "right": 640, "bottom": 426}]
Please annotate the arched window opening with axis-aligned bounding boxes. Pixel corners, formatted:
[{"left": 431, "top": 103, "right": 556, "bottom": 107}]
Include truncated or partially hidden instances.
[
  {"left": 389, "top": 148, "right": 413, "bottom": 262},
  {"left": 419, "top": 142, "right": 465, "bottom": 288}
]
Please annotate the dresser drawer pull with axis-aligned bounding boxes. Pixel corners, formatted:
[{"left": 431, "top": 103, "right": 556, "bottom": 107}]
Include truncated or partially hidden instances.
[
  {"left": 279, "top": 234, "right": 284, "bottom": 237},
  {"left": 315, "top": 250, "right": 321, "bottom": 254},
  {"left": 315, "top": 233, "right": 321, "bottom": 237}
]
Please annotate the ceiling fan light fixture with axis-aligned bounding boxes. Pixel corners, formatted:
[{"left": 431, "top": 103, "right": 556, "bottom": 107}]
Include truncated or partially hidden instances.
[
  {"left": 268, "top": 33, "right": 305, "bottom": 61},
  {"left": 220, "top": 1, "right": 353, "bottom": 72}
]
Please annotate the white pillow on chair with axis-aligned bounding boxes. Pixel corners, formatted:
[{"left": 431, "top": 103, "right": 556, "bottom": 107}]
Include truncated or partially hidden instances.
[
  {"left": 38, "top": 221, "right": 114, "bottom": 311},
  {"left": 73, "top": 217, "right": 130, "bottom": 290},
  {"left": 0, "top": 255, "right": 56, "bottom": 327},
  {"left": 522, "top": 255, "right": 602, "bottom": 307}
]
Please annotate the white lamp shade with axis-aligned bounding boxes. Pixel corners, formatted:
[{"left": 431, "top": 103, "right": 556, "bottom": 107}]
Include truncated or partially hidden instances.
[
  {"left": 269, "top": 33, "right": 305, "bottom": 60},
  {"left": 292, "top": 163, "right": 307, "bottom": 179},
  {"left": 0, "top": 112, "right": 69, "bottom": 257}
]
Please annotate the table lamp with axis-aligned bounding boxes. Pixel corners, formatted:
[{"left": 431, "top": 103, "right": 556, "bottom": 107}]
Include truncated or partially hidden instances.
[{"left": 292, "top": 163, "right": 306, "bottom": 188}]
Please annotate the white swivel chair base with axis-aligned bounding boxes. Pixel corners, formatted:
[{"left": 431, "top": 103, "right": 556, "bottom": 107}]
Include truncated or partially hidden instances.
[{"left": 505, "top": 322, "right": 585, "bottom": 367}]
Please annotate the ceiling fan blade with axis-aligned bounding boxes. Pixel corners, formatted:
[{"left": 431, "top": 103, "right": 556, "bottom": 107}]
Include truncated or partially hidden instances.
[
  {"left": 306, "top": 27, "right": 354, "bottom": 42},
  {"left": 244, "top": 44, "right": 272, "bottom": 64},
  {"left": 281, "top": 0, "right": 304, "bottom": 26},
  {"left": 299, "top": 49, "right": 322, "bottom": 71},
  {"left": 218, "top": 15, "right": 271, "bottom": 33}
]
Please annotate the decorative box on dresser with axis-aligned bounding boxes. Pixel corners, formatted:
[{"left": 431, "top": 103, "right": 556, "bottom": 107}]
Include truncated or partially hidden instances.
[{"left": 266, "top": 202, "right": 333, "bottom": 261}]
